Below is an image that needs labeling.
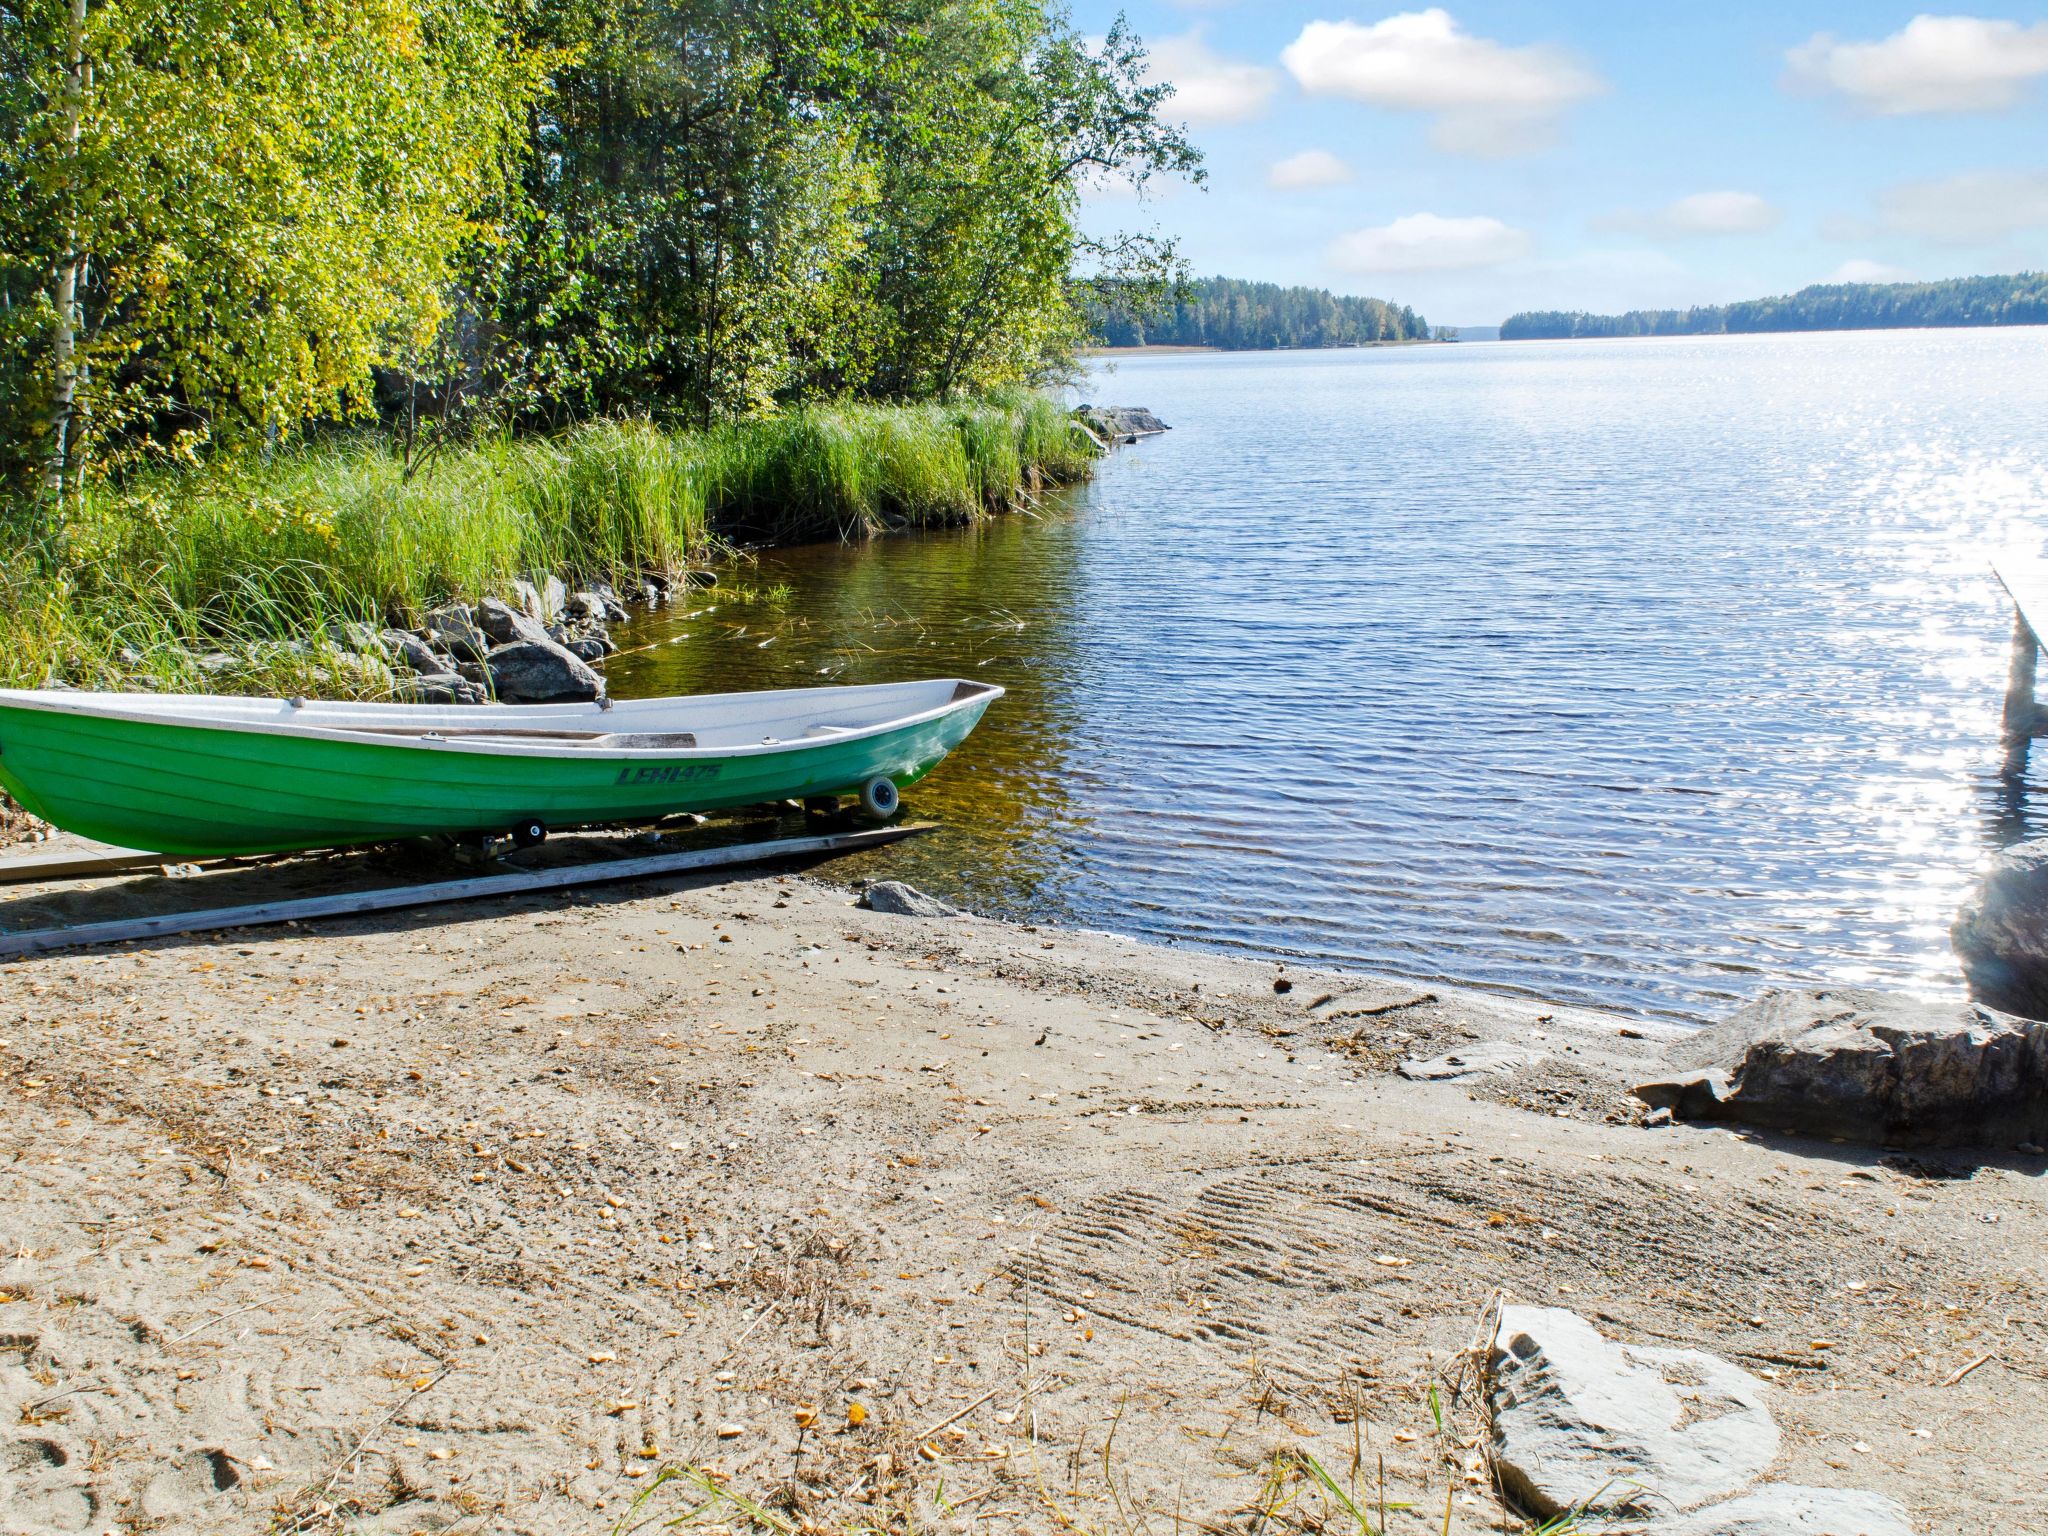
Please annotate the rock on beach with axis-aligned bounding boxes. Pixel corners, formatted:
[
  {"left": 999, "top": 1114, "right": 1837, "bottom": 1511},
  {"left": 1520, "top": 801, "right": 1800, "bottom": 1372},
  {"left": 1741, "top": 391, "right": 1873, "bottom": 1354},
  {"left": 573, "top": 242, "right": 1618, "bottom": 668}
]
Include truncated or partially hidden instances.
[
  {"left": 1636, "top": 987, "right": 2048, "bottom": 1149},
  {"left": 1489, "top": 1305, "right": 1779, "bottom": 1516}
]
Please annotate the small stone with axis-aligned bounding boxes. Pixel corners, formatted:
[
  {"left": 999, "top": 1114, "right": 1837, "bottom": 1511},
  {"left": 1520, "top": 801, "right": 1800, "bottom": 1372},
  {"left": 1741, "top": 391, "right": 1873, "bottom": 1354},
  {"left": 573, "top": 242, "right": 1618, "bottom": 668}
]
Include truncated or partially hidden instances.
[
  {"left": 861, "top": 882, "right": 965, "bottom": 918},
  {"left": 1399, "top": 1042, "right": 1543, "bottom": 1082}
]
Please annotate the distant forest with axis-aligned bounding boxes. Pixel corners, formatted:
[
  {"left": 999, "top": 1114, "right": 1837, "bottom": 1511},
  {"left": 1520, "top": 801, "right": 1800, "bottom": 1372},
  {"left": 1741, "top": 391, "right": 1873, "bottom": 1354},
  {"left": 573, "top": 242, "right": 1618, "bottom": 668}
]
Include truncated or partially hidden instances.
[
  {"left": 1502, "top": 272, "right": 2048, "bottom": 341},
  {"left": 1089, "top": 276, "right": 1432, "bottom": 349}
]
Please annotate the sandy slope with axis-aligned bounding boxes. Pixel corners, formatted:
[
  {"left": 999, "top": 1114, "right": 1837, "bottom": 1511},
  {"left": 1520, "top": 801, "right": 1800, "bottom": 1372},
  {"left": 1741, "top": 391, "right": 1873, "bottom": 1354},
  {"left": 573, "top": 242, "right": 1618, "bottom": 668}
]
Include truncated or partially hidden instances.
[{"left": 1, "top": 842, "right": 2045, "bottom": 1534}]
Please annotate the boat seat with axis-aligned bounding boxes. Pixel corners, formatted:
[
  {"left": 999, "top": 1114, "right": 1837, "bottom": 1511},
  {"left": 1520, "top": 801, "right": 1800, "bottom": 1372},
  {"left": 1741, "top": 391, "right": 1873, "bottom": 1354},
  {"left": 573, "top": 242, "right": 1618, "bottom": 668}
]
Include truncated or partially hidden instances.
[{"left": 346, "top": 725, "right": 696, "bottom": 749}]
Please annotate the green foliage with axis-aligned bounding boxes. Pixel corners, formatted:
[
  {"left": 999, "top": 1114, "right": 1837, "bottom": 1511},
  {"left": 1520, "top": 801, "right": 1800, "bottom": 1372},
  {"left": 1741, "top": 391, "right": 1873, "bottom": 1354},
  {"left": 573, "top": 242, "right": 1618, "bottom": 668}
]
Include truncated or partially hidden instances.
[
  {"left": 1088, "top": 275, "right": 1432, "bottom": 350},
  {"left": 2, "top": 0, "right": 1198, "bottom": 506},
  {"left": 484, "top": 0, "right": 1201, "bottom": 421},
  {"left": 1501, "top": 271, "right": 2048, "bottom": 340},
  {"left": 0, "top": 0, "right": 543, "bottom": 497}
]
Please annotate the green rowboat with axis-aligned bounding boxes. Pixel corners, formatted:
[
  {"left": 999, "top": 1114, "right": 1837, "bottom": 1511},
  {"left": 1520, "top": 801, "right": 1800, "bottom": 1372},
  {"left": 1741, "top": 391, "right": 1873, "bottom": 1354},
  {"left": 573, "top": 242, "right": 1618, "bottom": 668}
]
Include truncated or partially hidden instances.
[{"left": 0, "top": 679, "right": 1001, "bottom": 858}]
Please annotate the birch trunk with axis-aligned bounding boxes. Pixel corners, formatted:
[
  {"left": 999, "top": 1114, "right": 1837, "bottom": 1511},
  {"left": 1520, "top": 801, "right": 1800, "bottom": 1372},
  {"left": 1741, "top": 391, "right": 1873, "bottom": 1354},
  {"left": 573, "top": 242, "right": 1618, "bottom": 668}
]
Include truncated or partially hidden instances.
[{"left": 45, "top": 0, "right": 87, "bottom": 502}]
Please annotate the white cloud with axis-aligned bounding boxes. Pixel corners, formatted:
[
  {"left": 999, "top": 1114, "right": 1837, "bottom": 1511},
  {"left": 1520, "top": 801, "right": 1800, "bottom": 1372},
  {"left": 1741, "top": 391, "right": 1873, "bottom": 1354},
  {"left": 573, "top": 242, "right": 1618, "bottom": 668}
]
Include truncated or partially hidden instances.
[
  {"left": 1148, "top": 29, "right": 1279, "bottom": 125},
  {"left": 1876, "top": 169, "right": 2048, "bottom": 243},
  {"left": 1787, "top": 15, "right": 2048, "bottom": 115},
  {"left": 1605, "top": 190, "right": 1780, "bottom": 238},
  {"left": 1281, "top": 9, "right": 1603, "bottom": 156},
  {"left": 1267, "top": 149, "right": 1353, "bottom": 190},
  {"left": 1328, "top": 213, "right": 1533, "bottom": 274},
  {"left": 1827, "top": 259, "right": 1914, "bottom": 284}
]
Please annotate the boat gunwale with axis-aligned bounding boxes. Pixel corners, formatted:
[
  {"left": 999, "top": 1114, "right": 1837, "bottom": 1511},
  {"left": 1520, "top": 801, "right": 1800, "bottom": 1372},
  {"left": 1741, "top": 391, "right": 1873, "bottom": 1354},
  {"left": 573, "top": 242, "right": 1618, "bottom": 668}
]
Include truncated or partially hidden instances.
[{"left": 0, "top": 679, "right": 1004, "bottom": 762}]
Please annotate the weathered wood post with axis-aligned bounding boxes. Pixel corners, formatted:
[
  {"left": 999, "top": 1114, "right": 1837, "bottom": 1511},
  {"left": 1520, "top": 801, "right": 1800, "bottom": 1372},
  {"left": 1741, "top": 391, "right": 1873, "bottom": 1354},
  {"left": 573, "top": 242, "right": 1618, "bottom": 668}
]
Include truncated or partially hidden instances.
[{"left": 2004, "top": 607, "right": 2039, "bottom": 778}]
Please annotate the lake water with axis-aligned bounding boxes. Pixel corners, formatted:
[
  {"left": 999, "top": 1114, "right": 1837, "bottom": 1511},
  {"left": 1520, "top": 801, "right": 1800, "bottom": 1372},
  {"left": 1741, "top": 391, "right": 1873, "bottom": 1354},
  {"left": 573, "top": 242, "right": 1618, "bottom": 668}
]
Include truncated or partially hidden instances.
[{"left": 612, "top": 329, "right": 2048, "bottom": 1021}]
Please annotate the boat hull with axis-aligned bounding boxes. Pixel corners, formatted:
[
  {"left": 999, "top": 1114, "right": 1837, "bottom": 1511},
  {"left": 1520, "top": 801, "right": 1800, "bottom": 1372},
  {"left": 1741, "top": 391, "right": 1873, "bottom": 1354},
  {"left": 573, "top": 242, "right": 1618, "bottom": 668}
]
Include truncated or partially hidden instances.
[{"left": 0, "top": 687, "right": 996, "bottom": 857}]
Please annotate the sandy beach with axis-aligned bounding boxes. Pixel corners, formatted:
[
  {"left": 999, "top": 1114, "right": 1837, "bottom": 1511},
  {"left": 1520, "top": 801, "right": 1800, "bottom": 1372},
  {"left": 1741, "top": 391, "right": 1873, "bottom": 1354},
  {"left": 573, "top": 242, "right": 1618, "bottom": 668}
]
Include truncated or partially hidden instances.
[{"left": 2, "top": 834, "right": 2045, "bottom": 1534}]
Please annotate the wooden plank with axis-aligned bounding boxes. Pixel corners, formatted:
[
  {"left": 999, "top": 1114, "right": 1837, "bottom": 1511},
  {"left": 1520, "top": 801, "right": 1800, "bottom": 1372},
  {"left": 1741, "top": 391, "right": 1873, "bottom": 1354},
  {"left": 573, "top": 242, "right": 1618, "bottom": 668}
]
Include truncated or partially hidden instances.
[
  {"left": 0, "top": 845, "right": 189, "bottom": 886},
  {"left": 0, "top": 823, "right": 932, "bottom": 960}
]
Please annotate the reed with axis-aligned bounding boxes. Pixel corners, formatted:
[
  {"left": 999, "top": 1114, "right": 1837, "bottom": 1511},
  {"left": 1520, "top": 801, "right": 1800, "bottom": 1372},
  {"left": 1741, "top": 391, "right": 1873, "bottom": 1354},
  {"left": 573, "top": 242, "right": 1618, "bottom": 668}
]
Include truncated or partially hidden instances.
[{"left": 0, "top": 397, "right": 1095, "bottom": 692}]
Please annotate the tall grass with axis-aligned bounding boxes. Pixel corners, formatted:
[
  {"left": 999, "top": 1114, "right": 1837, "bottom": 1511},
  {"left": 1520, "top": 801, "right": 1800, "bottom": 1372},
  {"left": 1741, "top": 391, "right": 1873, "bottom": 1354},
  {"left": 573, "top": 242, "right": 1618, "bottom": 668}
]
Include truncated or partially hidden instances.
[{"left": 0, "top": 397, "right": 1095, "bottom": 693}]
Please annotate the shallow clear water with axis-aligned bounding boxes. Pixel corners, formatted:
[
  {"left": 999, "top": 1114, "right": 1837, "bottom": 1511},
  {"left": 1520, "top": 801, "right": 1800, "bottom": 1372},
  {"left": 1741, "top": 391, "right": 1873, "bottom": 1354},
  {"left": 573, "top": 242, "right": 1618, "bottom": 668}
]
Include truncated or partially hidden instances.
[{"left": 611, "top": 329, "right": 2048, "bottom": 1021}]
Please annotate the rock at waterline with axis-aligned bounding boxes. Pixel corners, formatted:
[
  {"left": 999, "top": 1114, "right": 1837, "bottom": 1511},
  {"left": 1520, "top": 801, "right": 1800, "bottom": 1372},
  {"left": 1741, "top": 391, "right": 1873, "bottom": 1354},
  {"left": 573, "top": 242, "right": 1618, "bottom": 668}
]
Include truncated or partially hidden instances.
[
  {"left": 485, "top": 641, "right": 604, "bottom": 704},
  {"left": 424, "top": 604, "right": 491, "bottom": 663},
  {"left": 1636, "top": 987, "right": 2048, "bottom": 1149},
  {"left": 566, "top": 590, "right": 614, "bottom": 624},
  {"left": 1077, "top": 405, "right": 1169, "bottom": 438},
  {"left": 1951, "top": 838, "right": 2048, "bottom": 1018},
  {"left": 1490, "top": 1305, "right": 1779, "bottom": 1517},
  {"left": 861, "top": 881, "right": 965, "bottom": 918},
  {"left": 1654, "top": 1484, "right": 1915, "bottom": 1536}
]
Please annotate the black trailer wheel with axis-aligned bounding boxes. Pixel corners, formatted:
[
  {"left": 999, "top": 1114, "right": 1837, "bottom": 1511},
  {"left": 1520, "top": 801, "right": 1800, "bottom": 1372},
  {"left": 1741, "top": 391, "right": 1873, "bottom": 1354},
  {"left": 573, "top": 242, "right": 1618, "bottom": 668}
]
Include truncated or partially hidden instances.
[
  {"left": 857, "top": 776, "right": 901, "bottom": 822},
  {"left": 511, "top": 818, "right": 547, "bottom": 848}
]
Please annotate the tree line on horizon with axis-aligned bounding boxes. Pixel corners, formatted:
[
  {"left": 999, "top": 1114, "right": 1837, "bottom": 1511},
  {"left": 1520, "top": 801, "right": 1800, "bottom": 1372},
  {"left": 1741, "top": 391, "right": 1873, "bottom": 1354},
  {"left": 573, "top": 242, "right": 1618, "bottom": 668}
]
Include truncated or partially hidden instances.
[
  {"left": 1087, "top": 276, "right": 1431, "bottom": 350},
  {"left": 1501, "top": 272, "right": 2048, "bottom": 341},
  {"left": 0, "top": 0, "right": 1201, "bottom": 507}
]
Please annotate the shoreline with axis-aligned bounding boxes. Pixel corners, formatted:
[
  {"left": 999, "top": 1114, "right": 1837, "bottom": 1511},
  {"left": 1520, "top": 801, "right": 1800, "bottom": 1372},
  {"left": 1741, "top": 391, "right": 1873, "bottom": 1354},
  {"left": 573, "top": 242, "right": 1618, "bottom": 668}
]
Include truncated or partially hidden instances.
[{"left": 2, "top": 834, "right": 2041, "bottom": 1530}]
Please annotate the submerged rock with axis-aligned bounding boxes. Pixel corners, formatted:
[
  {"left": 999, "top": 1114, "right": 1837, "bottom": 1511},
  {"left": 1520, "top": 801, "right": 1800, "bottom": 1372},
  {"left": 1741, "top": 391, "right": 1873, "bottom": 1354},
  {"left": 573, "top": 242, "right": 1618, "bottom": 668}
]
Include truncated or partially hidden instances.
[
  {"left": 1490, "top": 1306, "right": 1778, "bottom": 1517},
  {"left": 485, "top": 641, "right": 603, "bottom": 704},
  {"left": 1951, "top": 839, "right": 2048, "bottom": 1018},
  {"left": 1655, "top": 1484, "right": 1915, "bottom": 1536},
  {"left": 1639, "top": 987, "right": 2048, "bottom": 1149},
  {"left": 861, "top": 882, "right": 964, "bottom": 918}
]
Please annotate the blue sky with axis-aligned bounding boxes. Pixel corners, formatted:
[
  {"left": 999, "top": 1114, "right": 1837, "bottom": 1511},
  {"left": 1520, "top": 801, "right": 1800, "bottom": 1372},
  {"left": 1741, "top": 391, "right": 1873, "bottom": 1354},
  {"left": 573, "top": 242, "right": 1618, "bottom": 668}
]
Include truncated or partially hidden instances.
[{"left": 1069, "top": 5, "right": 2048, "bottom": 324}]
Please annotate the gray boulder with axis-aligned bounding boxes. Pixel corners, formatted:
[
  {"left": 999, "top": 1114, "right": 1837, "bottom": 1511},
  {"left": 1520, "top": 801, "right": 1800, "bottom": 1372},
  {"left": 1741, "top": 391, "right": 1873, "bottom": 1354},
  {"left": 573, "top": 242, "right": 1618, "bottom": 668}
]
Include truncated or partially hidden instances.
[
  {"left": 561, "top": 636, "right": 611, "bottom": 664},
  {"left": 326, "top": 618, "right": 387, "bottom": 656},
  {"left": 1490, "top": 1306, "right": 1778, "bottom": 1517},
  {"left": 425, "top": 604, "right": 490, "bottom": 663},
  {"left": 400, "top": 673, "right": 485, "bottom": 706},
  {"left": 381, "top": 629, "right": 447, "bottom": 675},
  {"left": 1952, "top": 839, "right": 2048, "bottom": 1018},
  {"left": 476, "top": 596, "right": 555, "bottom": 649},
  {"left": 1078, "top": 405, "right": 1170, "bottom": 438},
  {"left": 566, "top": 590, "right": 611, "bottom": 623},
  {"left": 1655, "top": 1485, "right": 1915, "bottom": 1536},
  {"left": 485, "top": 640, "right": 603, "bottom": 704},
  {"left": 861, "top": 881, "right": 965, "bottom": 918},
  {"left": 510, "top": 574, "right": 566, "bottom": 624},
  {"left": 1639, "top": 987, "right": 2048, "bottom": 1149}
]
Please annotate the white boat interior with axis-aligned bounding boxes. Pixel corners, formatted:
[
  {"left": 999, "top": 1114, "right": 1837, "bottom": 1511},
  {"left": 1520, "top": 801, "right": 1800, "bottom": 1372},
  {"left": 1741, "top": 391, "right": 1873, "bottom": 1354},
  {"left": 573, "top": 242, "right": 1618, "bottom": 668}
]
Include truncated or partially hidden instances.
[{"left": 0, "top": 679, "right": 1001, "bottom": 757}]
